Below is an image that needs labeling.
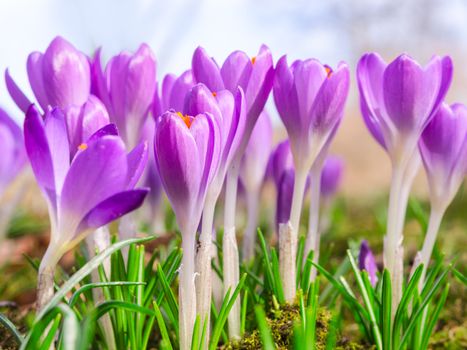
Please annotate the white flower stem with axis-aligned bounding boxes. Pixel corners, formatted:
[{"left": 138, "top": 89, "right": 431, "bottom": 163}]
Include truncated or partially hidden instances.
[
  {"left": 85, "top": 227, "right": 116, "bottom": 350},
  {"left": 179, "top": 231, "right": 197, "bottom": 350},
  {"left": 37, "top": 246, "right": 59, "bottom": 312},
  {"left": 304, "top": 166, "right": 322, "bottom": 281},
  {"left": 279, "top": 222, "right": 296, "bottom": 302},
  {"left": 279, "top": 169, "right": 308, "bottom": 302},
  {"left": 384, "top": 165, "right": 405, "bottom": 315},
  {"left": 223, "top": 163, "right": 241, "bottom": 340},
  {"left": 196, "top": 196, "right": 216, "bottom": 348},
  {"left": 242, "top": 188, "right": 260, "bottom": 261},
  {"left": 411, "top": 206, "right": 445, "bottom": 290}
]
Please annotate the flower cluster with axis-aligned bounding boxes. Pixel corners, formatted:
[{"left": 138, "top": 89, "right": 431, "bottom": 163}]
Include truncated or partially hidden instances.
[{"left": 2, "top": 36, "right": 465, "bottom": 350}]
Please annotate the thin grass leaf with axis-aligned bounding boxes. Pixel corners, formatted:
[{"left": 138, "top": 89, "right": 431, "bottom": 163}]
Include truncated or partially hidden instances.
[
  {"left": 420, "top": 283, "right": 449, "bottom": 349},
  {"left": 381, "top": 270, "right": 391, "bottom": 350},
  {"left": 153, "top": 301, "right": 173, "bottom": 350},
  {"left": 241, "top": 289, "right": 248, "bottom": 335},
  {"left": 156, "top": 264, "right": 179, "bottom": 318},
  {"left": 254, "top": 306, "right": 275, "bottom": 350},
  {"left": 0, "top": 312, "right": 23, "bottom": 345},
  {"left": 451, "top": 267, "right": 467, "bottom": 285},
  {"left": 56, "top": 304, "right": 79, "bottom": 350},
  {"left": 271, "top": 248, "right": 285, "bottom": 303},
  {"left": 68, "top": 282, "right": 145, "bottom": 307},
  {"left": 347, "top": 250, "right": 382, "bottom": 350}
]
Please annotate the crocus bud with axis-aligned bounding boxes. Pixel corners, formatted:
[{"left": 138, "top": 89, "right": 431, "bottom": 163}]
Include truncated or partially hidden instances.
[
  {"left": 359, "top": 240, "right": 378, "bottom": 287},
  {"left": 154, "top": 110, "right": 220, "bottom": 236},
  {"left": 65, "top": 95, "right": 110, "bottom": 157},
  {"left": 153, "top": 70, "right": 195, "bottom": 118},
  {"left": 240, "top": 110, "right": 273, "bottom": 193},
  {"left": 320, "top": 156, "right": 344, "bottom": 199},
  {"left": 419, "top": 103, "right": 467, "bottom": 210},
  {"left": 357, "top": 53, "right": 452, "bottom": 164},
  {"left": 276, "top": 169, "right": 295, "bottom": 229},
  {"left": 192, "top": 45, "right": 274, "bottom": 161},
  {"left": 92, "top": 44, "right": 157, "bottom": 148},
  {"left": 32, "top": 37, "right": 90, "bottom": 110},
  {"left": 274, "top": 56, "right": 350, "bottom": 174},
  {"left": 0, "top": 108, "right": 26, "bottom": 198}
]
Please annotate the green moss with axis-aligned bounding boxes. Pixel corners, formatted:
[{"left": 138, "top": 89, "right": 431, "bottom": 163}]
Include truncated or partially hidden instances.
[{"left": 222, "top": 304, "right": 331, "bottom": 349}]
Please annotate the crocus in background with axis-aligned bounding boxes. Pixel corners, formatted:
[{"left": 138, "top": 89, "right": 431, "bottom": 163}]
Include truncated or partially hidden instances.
[
  {"left": 192, "top": 45, "right": 273, "bottom": 338},
  {"left": 319, "top": 156, "right": 344, "bottom": 233},
  {"left": 92, "top": 44, "right": 157, "bottom": 149},
  {"left": 0, "top": 108, "right": 27, "bottom": 242},
  {"left": 153, "top": 70, "right": 194, "bottom": 118},
  {"left": 274, "top": 56, "right": 350, "bottom": 301},
  {"left": 240, "top": 110, "right": 272, "bottom": 260},
  {"left": 92, "top": 44, "right": 157, "bottom": 240},
  {"left": 24, "top": 105, "right": 149, "bottom": 311},
  {"left": 412, "top": 103, "right": 467, "bottom": 288},
  {"left": 359, "top": 240, "right": 378, "bottom": 287},
  {"left": 154, "top": 110, "right": 220, "bottom": 350},
  {"left": 6, "top": 36, "right": 90, "bottom": 113},
  {"left": 183, "top": 83, "right": 245, "bottom": 339},
  {"left": 357, "top": 53, "right": 452, "bottom": 310}
]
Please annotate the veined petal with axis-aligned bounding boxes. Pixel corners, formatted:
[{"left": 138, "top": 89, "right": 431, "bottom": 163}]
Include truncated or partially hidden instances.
[
  {"left": 59, "top": 135, "right": 128, "bottom": 238},
  {"left": 169, "top": 70, "right": 194, "bottom": 113},
  {"left": 220, "top": 50, "right": 252, "bottom": 93},
  {"left": 27, "top": 52, "right": 49, "bottom": 111},
  {"left": 76, "top": 188, "right": 149, "bottom": 234}
]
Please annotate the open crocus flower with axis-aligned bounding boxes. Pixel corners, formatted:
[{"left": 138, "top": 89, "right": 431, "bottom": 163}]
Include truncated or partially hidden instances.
[
  {"left": 412, "top": 103, "right": 467, "bottom": 286},
  {"left": 273, "top": 56, "right": 350, "bottom": 301},
  {"left": 192, "top": 45, "right": 273, "bottom": 339},
  {"left": 153, "top": 70, "right": 194, "bottom": 118},
  {"left": 92, "top": 44, "right": 157, "bottom": 149},
  {"left": 6, "top": 36, "right": 90, "bottom": 113},
  {"left": 0, "top": 108, "right": 27, "bottom": 242},
  {"left": 359, "top": 240, "right": 378, "bottom": 287},
  {"left": 154, "top": 110, "right": 220, "bottom": 350},
  {"left": 24, "top": 105, "right": 149, "bottom": 311},
  {"left": 240, "top": 110, "right": 272, "bottom": 260},
  {"left": 357, "top": 53, "right": 453, "bottom": 307}
]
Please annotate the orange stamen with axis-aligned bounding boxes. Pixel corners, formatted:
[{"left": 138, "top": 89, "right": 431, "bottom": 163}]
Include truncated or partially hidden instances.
[
  {"left": 251, "top": 56, "right": 256, "bottom": 64},
  {"left": 325, "top": 66, "right": 332, "bottom": 78},
  {"left": 212, "top": 91, "right": 217, "bottom": 97},
  {"left": 78, "top": 143, "right": 88, "bottom": 151},
  {"left": 177, "top": 111, "right": 192, "bottom": 128}
]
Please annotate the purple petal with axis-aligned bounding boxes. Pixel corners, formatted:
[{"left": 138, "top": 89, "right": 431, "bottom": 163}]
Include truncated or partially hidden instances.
[
  {"left": 271, "top": 139, "right": 294, "bottom": 186},
  {"left": 27, "top": 52, "right": 49, "bottom": 111},
  {"left": 358, "top": 240, "right": 378, "bottom": 287},
  {"left": 5, "top": 69, "right": 32, "bottom": 113},
  {"left": 126, "top": 141, "right": 149, "bottom": 189},
  {"left": 59, "top": 135, "right": 128, "bottom": 233},
  {"left": 192, "top": 47, "right": 224, "bottom": 92},
  {"left": 320, "top": 156, "right": 344, "bottom": 198},
  {"left": 43, "top": 108, "right": 70, "bottom": 191},
  {"left": 42, "top": 36, "right": 91, "bottom": 108},
  {"left": 86, "top": 124, "right": 119, "bottom": 143},
  {"left": 220, "top": 51, "right": 252, "bottom": 93},
  {"left": 169, "top": 70, "right": 194, "bottom": 113},
  {"left": 24, "top": 105, "right": 56, "bottom": 207},
  {"left": 276, "top": 169, "right": 294, "bottom": 229},
  {"left": 77, "top": 189, "right": 149, "bottom": 233}
]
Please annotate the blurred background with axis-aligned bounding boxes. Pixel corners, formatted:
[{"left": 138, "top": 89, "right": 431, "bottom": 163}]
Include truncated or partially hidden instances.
[{"left": 1, "top": 0, "right": 467, "bottom": 197}]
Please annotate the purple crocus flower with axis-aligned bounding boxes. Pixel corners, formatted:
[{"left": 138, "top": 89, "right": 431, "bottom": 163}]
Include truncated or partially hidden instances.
[
  {"left": 154, "top": 110, "right": 220, "bottom": 350},
  {"left": 240, "top": 110, "right": 273, "bottom": 260},
  {"left": 0, "top": 108, "right": 27, "bottom": 198},
  {"left": 359, "top": 240, "right": 378, "bottom": 287},
  {"left": 357, "top": 53, "right": 453, "bottom": 304},
  {"left": 6, "top": 36, "right": 90, "bottom": 113},
  {"left": 24, "top": 105, "right": 149, "bottom": 310},
  {"left": 153, "top": 70, "right": 194, "bottom": 118},
  {"left": 270, "top": 139, "right": 294, "bottom": 186},
  {"left": 320, "top": 156, "right": 344, "bottom": 199},
  {"left": 92, "top": 44, "right": 157, "bottom": 148},
  {"left": 357, "top": 53, "right": 452, "bottom": 159},
  {"left": 419, "top": 103, "right": 467, "bottom": 210}
]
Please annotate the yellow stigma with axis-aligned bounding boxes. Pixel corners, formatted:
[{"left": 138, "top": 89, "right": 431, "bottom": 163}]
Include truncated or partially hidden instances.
[
  {"left": 251, "top": 56, "right": 256, "bottom": 64},
  {"left": 78, "top": 143, "right": 88, "bottom": 151},
  {"left": 176, "top": 111, "right": 192, "bottom": 128},
  {"left": 212, "top": 91, "right": 217, "bottom": 97}
]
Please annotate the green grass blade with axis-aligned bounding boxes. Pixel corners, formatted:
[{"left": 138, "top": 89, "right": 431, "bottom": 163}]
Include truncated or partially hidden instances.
[
  {"left": 381, "top": 270, "right": 392, "bottom": 350},
  {"left": 254, "top": 306, "right": 275, "bottom": 350},
  {"left": 153, "top": 301, "right": 173, "bottom": 350},
  {"left": 0, "top": 312, "right": 24, "bottom": 345}
]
